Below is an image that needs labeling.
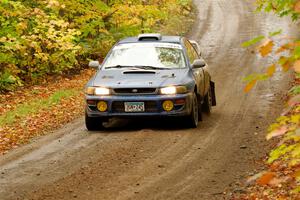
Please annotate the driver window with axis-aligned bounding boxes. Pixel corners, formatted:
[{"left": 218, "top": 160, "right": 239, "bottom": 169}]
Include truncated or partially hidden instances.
[{"left": 184, "top": 39, "right": 199, "bottom": 64}]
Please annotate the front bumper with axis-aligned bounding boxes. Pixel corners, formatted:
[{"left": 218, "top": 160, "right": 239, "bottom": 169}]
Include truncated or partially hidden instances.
[{"left": 85, "top": 92, "right": 193, "bottom": 118}]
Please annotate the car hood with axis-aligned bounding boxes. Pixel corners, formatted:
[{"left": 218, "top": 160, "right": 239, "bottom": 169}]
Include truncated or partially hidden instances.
[{"left": 92, "top": 68, "right": 193, "bottom": 88}]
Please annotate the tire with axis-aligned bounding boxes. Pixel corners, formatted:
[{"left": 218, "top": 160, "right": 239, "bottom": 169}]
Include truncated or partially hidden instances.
[
  {"left": 197, "top": 96, "right": 203, "bottom": 121},
  {"left": 185, "top": 92, "right": 199, "bottom": 128},
  {"left": 85, "top": 113, "right": 104, "bottom": 131},
  {"left": 203, "top": 86, "right": 212, "bottom": 114}
]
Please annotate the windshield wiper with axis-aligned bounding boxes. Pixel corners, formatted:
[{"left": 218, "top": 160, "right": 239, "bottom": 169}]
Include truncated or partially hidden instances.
[
  {"left": 132, "top": 65, "right": 172, "bottom": 70},
  {"left": 105, "top": 65, "right": 172, "bottom": 70},
  {"left": 105, "top": 65, "right": 133, "bottom": 69},
  {"left": 133, "top": 66, "right": 160, "bottom": 70}
]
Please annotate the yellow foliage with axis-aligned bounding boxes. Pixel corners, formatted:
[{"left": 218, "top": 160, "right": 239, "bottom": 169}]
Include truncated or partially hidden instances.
[
  {"left": 244, "top": 80, "right": 257, "bottom": 93},
  {"left": 266, "top": 64, "right": 276, "bottom": 77},
  {"left": 293, "top": 60, "right": 300, "bottom": 73},
  {"left": 258, "top": 39, "right": 274, "bottom": 57}
]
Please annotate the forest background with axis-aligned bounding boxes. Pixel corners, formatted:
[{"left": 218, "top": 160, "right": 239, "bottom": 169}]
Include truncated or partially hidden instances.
[{"left": 0, "top": 0, "right": 194, "bottom": 91}]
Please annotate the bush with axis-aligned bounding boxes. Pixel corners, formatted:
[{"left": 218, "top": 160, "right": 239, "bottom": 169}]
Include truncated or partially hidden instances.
[{"left": 0, "top": 0, "right": 194, "bottom": 92}]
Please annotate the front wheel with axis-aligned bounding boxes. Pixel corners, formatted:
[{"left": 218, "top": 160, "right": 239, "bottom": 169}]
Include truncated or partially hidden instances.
[
  {"left": 85, "top": 113, "right": 104, "bottom": 131},
  {"left": 185, "top": 93, "right": 199, "bottom": 128}
]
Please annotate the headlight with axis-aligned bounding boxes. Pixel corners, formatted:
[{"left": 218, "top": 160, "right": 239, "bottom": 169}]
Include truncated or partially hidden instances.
[
  {"left": 85, "top": 87, "right": 110, "bottom": 96},
  {"left": 160, "top": 86, "right": 188, "bottom": 95},
  {"left": 160, "top": 86, "right": 176, "bottom": 95},
  {"left": 95, "top": 87, "right": 110, "bottom": 95}
]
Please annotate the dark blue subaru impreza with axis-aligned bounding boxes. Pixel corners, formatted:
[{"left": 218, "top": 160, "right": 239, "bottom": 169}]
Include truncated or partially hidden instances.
[{"left": 85, "top": 34, "right": 216, "bottom": 130}]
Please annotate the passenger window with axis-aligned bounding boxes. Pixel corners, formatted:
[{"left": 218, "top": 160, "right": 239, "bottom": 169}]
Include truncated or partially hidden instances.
[{"left": 184, "top": 39, "right": 199, "bottom": 64}]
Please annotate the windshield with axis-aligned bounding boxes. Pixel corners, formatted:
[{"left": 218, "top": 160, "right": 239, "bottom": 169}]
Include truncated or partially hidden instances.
[{"left": 102, "top": 43, "right": 186, "bottom": 70}]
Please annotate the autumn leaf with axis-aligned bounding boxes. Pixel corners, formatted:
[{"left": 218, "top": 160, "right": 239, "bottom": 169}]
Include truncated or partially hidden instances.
[
  {"left": 266, "top": 64, "right": 276, "bottom": 77},
  {"left": 292, "top": 170, "right": 300, "bottom": 180},
  {"left": 258, "top": 39, "right": 274, "bottom": 57},
  {"left": 276, "top": 44, "right": 288, "bottom": 54},
  {"left": 288, "top": 94, "right": 300, "bottom": 107},
  {"left": 256, "top": 172, "right": 276, "bottom": 185},
  {"left": 247, "top": 171, "right": 266, "bottom": 184},
  {"left": 295, "top": 1, "right": 300, "bottom": 13},
  {"left": 244, "top": 80, "right": 257, "bottom": 93},
  {"left": 283, "top": 63, "right": 292, "bottom": 72},
  {"left": 293, "top": 60, "right": 300, "bottom": 73},
  {"left": 269, "top": 177, "right": 289, "bottom": 186},
  {"left": 282, "top": 61, "right": 292, "bottom": 72},
  {"left": 266, "top": 126, "right": 289, "bottom": 140}
]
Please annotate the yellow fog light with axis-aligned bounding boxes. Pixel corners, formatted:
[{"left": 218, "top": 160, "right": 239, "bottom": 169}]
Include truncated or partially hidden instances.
[
  {"left": 162, "top": 100, "right": 174, "bottom": 112},
  {"left": 97, "top": 101, "right": 108, "bottom": 112}
]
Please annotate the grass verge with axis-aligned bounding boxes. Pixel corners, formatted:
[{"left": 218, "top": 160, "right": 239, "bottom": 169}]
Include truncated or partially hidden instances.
[
  {"left": 0, "top": 69, "right": 93, "bottom": 154},
  {"left": 0, "top": 89, "right": 79, "bottom": 127}
]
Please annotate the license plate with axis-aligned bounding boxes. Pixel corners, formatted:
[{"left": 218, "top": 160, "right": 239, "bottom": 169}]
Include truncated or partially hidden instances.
[{"left": 124, "top": 102, "right": 145, "bottom": 112}]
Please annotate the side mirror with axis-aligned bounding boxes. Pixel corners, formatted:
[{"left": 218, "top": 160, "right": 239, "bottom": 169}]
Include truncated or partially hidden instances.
[
  {"left": 192, "top": 59, "right": 206, "bottom": 69},
  {"left": 89, "top": 60, "right": 100, "bottom": 69}
]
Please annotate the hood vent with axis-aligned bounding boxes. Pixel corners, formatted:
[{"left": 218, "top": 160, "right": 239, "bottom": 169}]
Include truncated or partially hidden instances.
[{"left": 138, "top": 33, "right": 162, "bottom": 41}]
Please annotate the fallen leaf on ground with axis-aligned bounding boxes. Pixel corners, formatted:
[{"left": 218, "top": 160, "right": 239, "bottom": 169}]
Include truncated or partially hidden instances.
[
  {"left": 0, "top": 69, "right": 94, "bottom": 154},
  {"left": 266, "top": 126, "right": 289, "bottom": 140},
  {"left": 256, "top": 172, "right": 276, "bottom": 186},
  {"left": 288, "top": 94, "right": 300, "bottom": 107},
  {"left": 247, "top": 171, "right": 266, "bottom": 184},
  {"left": 269, "top": 177, "right": 288, "bottom": 186}
]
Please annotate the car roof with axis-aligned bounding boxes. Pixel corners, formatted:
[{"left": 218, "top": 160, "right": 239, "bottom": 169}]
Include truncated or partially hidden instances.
[{"left": 117, "top": 34, "right": 183, "bottom": 45}]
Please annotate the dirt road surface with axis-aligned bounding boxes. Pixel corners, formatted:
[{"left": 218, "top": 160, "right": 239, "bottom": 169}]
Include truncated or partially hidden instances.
[{"left": 0, "top": 0, "right": 297, "bottom": 199}]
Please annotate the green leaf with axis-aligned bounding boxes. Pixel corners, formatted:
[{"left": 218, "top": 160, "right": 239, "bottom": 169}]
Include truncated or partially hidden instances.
[
  {"left": 294, "top": 46, "right": 300, "bottom": 59},
  {"left": 292, "top": 186, "right": 300, "bottom": 194},
  {"left": 289, "top": 85, "right": 300, "bottom": 95},
  {"left": 241, "top": 35, "right": 265, "bottom": 47},
  {"left": 269, "top": 29, "right": 282, "bottom": 37}
]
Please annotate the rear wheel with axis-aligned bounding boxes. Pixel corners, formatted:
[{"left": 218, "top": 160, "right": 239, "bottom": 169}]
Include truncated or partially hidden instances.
[
  {"left": 197, "top": 94, "right": 203, "bottom": 121},
  {"left": 185, "top": 92, "right": 199, "bottom": 128},
  {"left": 85, "top": 113, "right": 104, "bottom": 131},
  {"left": 203, "top": 86, "right": 213, "bottom": 114}
]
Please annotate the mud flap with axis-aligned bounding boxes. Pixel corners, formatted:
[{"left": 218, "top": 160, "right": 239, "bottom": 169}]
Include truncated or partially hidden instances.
[{"left": 210, "top": 81, "right": 217, "bottom": 106}]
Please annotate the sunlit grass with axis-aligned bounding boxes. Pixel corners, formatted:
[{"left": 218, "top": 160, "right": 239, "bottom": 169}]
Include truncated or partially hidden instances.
[{"left": 0, "top": 89, "right": 80, "bottom": 127}]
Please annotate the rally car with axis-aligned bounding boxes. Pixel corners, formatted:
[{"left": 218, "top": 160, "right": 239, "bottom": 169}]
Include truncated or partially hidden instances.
[{"left": 85, "top": 34, "right": 216, "bottom": 130}]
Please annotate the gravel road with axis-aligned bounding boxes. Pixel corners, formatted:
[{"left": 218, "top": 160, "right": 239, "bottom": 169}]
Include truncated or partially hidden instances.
[{"left": 0, "top": 0, "right": 297, "bottom": 199}]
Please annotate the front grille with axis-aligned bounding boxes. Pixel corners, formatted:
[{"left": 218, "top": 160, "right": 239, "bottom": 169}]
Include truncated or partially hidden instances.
[
  {"left": 111, "top": 101, "right": 158, "bottom": 113},
  {"left": 113, "top": 88, "right": 156, "bottom": 95}
]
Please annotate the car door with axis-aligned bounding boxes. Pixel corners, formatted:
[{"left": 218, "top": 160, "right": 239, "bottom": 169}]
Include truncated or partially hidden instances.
[{"left": 183, "top": 39, "right": 206, "bottom": 97}]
